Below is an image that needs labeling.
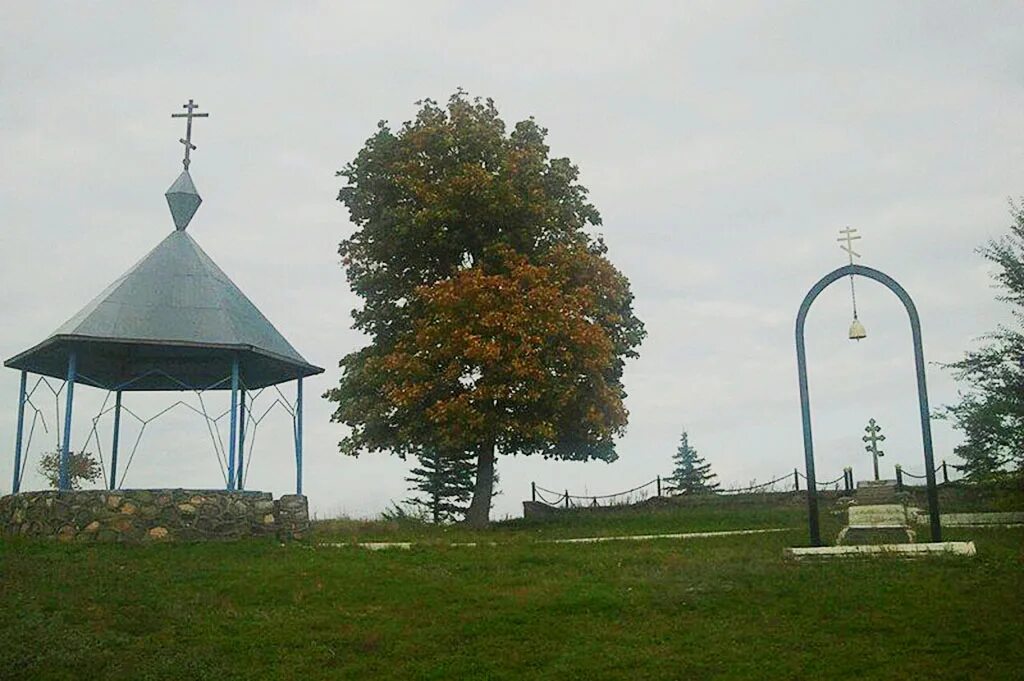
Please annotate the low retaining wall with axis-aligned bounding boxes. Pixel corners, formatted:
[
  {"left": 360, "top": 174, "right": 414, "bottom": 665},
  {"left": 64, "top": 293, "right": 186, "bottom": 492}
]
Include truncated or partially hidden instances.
[{"left": 0, "top": 489, "right": 309, "bottom": 542}]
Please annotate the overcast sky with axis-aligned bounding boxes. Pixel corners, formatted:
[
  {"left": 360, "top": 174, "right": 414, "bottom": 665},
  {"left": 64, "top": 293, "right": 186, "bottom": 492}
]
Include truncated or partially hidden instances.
[{"left": 1, "top": 1, "right": 1021, "bottom": 519}]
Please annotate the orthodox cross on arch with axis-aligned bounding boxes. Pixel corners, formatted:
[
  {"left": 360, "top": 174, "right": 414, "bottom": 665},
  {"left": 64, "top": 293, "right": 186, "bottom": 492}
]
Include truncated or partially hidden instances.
[
  {"left": 171, "top": 99, "right": 209, "bottom": 171},
  {"left": 838, "top": 227, "right": 862, "bottom": 263},
  {"left": 838, "top": 227, "right": 866, "bottom": 340}
]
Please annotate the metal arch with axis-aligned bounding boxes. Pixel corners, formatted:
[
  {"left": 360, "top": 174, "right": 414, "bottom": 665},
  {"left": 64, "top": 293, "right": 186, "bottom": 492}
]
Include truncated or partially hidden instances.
[{"left": 796, "top": 264, "right": 941, "bottom": 546}]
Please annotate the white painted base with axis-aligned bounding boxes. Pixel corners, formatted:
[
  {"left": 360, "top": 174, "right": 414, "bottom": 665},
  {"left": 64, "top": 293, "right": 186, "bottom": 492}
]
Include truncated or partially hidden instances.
[
  {"left": 848, "top": 504, "right": 909, "bottom": 526},
  {"left": 542, "top": 527, "right": 789, "bottom": 545},
  {"left": 912, "top": 511, "right": 1024, "bottom": 527},
  {"left": 319, "top": 527, "right": 791, "bottom": 551},
  {"left": 785, "top": 541, "right": 976, "bottom": 559}
]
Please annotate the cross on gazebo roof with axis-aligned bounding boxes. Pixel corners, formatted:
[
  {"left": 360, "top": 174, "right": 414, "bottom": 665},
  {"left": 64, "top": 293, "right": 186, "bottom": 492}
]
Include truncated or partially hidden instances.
[{"left": 171, "top": 98, "right": 209, "bottom": 171}]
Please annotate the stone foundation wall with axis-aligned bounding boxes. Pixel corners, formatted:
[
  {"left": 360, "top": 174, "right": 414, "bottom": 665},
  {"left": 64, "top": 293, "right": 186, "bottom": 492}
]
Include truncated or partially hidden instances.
[{"left": 0, "top": 489, "right": 309, "bottom": 543}]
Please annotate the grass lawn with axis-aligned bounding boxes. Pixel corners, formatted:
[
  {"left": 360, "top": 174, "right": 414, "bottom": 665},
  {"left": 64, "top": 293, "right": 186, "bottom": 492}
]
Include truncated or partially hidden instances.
[{"left": 1, "top": 500, "right": 1021, "bottom": 680}]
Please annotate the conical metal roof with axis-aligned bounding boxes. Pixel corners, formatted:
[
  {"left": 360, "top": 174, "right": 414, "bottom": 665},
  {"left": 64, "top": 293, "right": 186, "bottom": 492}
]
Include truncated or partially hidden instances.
[{"left": 5, "top": 229, "right": 323, "bottom": 390}]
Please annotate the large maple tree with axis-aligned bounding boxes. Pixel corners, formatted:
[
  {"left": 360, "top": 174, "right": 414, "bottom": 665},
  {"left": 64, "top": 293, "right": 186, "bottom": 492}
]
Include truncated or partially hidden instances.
[{"left": 327, "top": 92, "right": 645, "bottom": 525}]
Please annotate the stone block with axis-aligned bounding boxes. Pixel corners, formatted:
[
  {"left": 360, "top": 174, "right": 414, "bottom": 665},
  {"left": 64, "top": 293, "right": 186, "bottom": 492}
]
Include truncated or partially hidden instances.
[
  {"left": 848, "top": 504, "right": 908, "bottom": 528},
  {"left": 935, "top": 511, "right": 1024, "bottom": 527},
  {"left": 148, "top": 527, "right": 170, "bottom": 540},
  {"left": 274, "top": 494, "right": 310, "bottom": 541},
  {"left": 838, "top": 527, "right": 916, "bottom": 545},
  {"left": 523, "top": 500, "right": 560, "bottom": 518},
  {"left": 839, "top": 503, "right": 914, "bottom": 545}
]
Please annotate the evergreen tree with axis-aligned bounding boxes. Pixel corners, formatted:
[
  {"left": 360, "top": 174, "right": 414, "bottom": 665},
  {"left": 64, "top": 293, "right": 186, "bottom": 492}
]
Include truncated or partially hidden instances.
[
  {"left": 942, "top": 200, "right": 1024, "bottom": 479},
  {"left": 665, "top": 431, "right": 719, "bottom": 494},
  {"left": 404, "top": 450, "right": 476, "bottom": 523}
]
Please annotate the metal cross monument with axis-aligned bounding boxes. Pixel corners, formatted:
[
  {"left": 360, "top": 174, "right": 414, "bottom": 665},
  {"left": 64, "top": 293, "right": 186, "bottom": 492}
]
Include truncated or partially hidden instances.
[
  {"left": 172, "top": 99, "right": 208, "bottom": 171},
  {"left": 862, "top": 418, "right": 886, "bottom": 481},
  {"left": 794, "top": 231, "right": 942, "bottom": 545}
]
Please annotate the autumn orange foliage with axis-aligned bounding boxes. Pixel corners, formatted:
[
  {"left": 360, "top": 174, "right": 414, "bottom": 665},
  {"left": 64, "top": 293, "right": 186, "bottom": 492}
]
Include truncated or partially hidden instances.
[
  {"left": 370, "top": 245, "right": 631, "bottom": 458},
  {"left": 327, "top": 92, "right": 644, "bottom": 524}
]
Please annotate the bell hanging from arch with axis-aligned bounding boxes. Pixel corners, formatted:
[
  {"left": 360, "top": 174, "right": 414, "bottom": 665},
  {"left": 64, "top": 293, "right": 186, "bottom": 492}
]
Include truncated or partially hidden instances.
[{"left": 848, "top": 317, "right": 867, "bottom": 341}]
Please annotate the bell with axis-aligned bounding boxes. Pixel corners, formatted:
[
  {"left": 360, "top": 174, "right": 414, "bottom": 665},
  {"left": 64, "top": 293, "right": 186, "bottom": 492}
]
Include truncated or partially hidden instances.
[{"left": 848, "top": 318, "right": 867, "bottom": 341}]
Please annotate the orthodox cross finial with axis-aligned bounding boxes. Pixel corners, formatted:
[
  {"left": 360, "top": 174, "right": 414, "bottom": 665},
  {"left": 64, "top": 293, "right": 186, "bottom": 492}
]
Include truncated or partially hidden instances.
[
  {"left": 837, "top": 227, "right": 861, "bottom": 265},
  {"left": 165, "top": 98, "right": 207, "bottom": 230},
  {"left": 838, "top": 227, "right": 866, "bottom": 340},
  {"left": 171, "top": 99, "right": 209, "bottom": 171},
  {"left": 862, "top": 418, "right": 886, "bottom": 481}
]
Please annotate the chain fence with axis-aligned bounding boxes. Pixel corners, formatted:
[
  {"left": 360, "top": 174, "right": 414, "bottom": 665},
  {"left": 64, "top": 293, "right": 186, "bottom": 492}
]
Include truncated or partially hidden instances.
[
  {"left": 532, "top": 465, "right": 863, "bottom": 510},
  {"left": 533, "top": 458, "right": 962, "bottom": 510},
  {"left": 895, "top": 460, "right": 958, "bottom": 490}
]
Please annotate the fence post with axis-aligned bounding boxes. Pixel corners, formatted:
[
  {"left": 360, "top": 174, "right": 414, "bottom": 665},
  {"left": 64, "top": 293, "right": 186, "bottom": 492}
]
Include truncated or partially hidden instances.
[
  {"left": 531, "top": 482, "right": 536, "bottom": 502},
  {"left": 941, "top": 460, "right": 949, "bottom": 484},
  {"left": 793, "top": 468, "right": 799, "bottom": 491},
  {"left": 895, "top": 464, "right": 903, "bottom": 491},
  {"left": 843, "top": 467, "right": 850, "bottom": 493},
  {"left": 564, "top": 490, "right": 570, "bottom": 509},
  {"left": 656, "top": 475, "right": 662, "bottom": 497}
]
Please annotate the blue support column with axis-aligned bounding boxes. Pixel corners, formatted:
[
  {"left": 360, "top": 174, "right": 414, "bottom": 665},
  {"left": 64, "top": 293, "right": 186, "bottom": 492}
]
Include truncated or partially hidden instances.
[
  {"left": 236, "top": 387, "right": 246, "bottom": 490},
  {"left": 295, "top": 376, "right": 303, "bottom": 495},
  {"left": 109, "top": 390, "right": 122, "bottom": 490},
  {"left": 227, "top": 357, "right": 239, "bottom": 491},
  {"left": 12, "top": 371, "right": 27, "bottom": 494},
  {"left": 59, "top": 351, "right": 78, "bottom": 491}
]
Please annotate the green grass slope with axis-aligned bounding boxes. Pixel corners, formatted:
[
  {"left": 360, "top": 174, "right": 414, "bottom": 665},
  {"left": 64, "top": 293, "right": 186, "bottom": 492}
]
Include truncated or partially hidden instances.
[{"left": 1, "top": 500, "right": 1021, "bottom": 680}]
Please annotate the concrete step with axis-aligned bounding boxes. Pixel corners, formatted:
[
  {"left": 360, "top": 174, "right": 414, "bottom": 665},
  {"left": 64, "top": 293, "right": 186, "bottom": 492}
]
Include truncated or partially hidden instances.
[
  {"left": 856, "top": 480, "right": 898, "bottom": 504},
  {"left": 839, "top": 503, "right": 915, "bottom": 545}
]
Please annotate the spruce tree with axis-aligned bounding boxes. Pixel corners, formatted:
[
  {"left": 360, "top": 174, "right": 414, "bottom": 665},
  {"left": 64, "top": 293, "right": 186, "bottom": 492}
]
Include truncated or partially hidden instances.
[
  {"left": 942, "top": 200, "right": 1024, "bottom": 479},
  {"left": 665, "top": 431, "right": 719, "bottom": 494},
  {"left": 404, "top": 450, "right": 476, "bottom": 523}
]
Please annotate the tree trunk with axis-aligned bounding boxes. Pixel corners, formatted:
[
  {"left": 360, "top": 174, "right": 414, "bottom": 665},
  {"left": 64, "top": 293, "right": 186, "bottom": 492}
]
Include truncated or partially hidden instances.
[{"left": 465, "top": 439, "right": 495, "bottom": 528}]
